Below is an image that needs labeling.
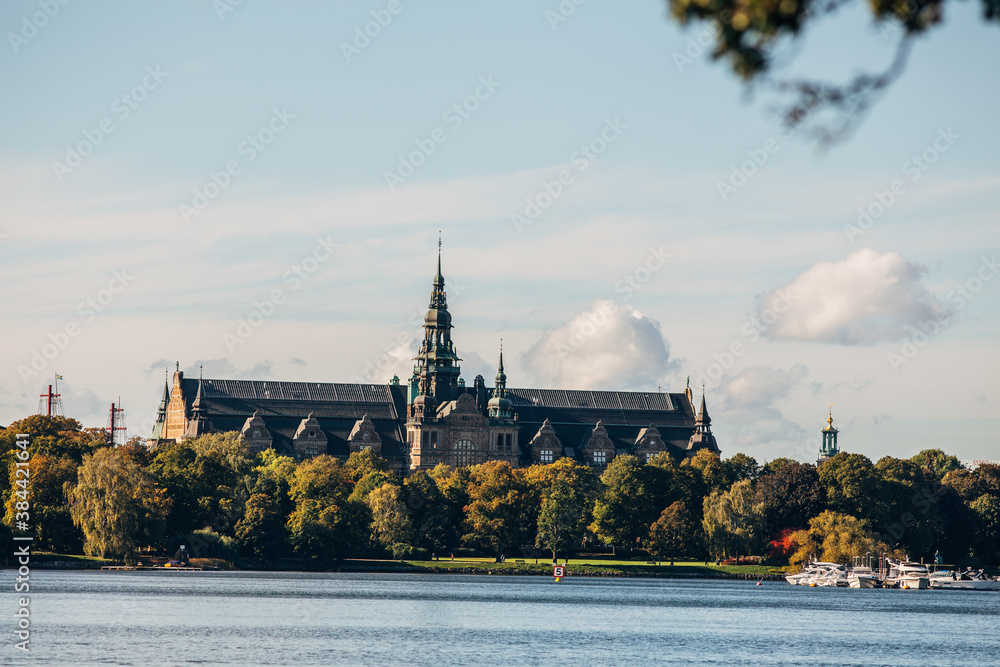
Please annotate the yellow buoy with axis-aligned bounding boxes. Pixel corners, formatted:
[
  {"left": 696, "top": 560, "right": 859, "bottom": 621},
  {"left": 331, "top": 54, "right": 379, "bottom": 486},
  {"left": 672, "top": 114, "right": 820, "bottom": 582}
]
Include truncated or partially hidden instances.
[{"left": 555, "top": 577, "right": 561, "bottom": 582}]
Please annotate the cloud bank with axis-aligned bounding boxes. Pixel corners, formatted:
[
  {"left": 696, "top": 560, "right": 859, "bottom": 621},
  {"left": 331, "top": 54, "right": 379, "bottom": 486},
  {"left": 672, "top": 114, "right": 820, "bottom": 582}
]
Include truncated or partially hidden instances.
[
  {"left": 757, "top": 248, "right": 951, "bottom": 344},
  {"left": 521, "top": 299, "right": 674, "bottom": 390}
]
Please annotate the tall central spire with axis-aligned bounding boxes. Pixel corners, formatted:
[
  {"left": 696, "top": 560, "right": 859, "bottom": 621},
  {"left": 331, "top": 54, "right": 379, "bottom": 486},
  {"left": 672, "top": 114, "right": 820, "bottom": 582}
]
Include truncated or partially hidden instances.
[
  {"left": 412, "top": 238, "right": 461, "bottom": 408},
  {"left": 429, "top": 231, "right": 447, "bottom": 310}
]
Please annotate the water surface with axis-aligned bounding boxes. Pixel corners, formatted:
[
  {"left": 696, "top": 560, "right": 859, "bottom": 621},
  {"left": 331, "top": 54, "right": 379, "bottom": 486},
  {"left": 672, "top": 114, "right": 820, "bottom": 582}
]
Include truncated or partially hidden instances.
[{"left": 3, "top": 570, "right": 998, "bottom": 666}]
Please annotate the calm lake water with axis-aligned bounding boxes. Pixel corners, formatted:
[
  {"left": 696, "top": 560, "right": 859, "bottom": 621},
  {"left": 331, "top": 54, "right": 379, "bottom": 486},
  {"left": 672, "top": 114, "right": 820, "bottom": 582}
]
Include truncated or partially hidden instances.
[{"left": 3, "top": 570, "right": 998, "bottom": 666}]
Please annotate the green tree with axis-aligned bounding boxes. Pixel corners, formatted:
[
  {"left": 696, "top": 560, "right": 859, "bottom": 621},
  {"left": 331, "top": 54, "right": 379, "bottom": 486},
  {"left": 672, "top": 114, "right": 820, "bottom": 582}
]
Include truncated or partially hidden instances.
[
  {"left": 969, "top": 494, "right": 1000, "bottom": 565},
  {"left": 146, "top": 440, "right": 201, "bottom": 538},
  {"left": 366, "top": 482, "right": 413, "bottom": 549},
  {"left": 647, "top": 501, "right": 697, "bottom": 564},
  {"left": 464, "top": 461, "right": 537, "bottom": 560},
  {"left": 146, "top": 432, "right": 254, "bottom": 541},
  {"left": 910, "top": 449, "right": 962, "bottom": 481},
  {"left": 286, "top": 498, "right": 370, "bottom": 567},
  {"left": 590, "top": 455, "right": 664, "bottom": 550},
  {"left": 65, "top": 447, "right": 170, "bottom": 562},
  {"left": 234, "top": 492, "right": 288, "bottom": 561},
  {"left": 723, "top": 453, "right": 759, "bottom": 486},
  {"left": 875, "top": 456, "right": 945, "bottom": 557},
  {"left": 702, "top": 480, "right": 765, "bottom": 560},
  {"left": 942, "top": 468, "right": 985, "bottom": 503},
  {"left": 684, "top": 449, "right": 729, "bottom": 495},
  {"left": 760, "top": 458, "right": 797, "bottom": 476},
  {"left": 754, "top": 461, "right": 825, "bottom": 535},
  {"left": 287, "top": 455, "right": 370, "bottom": 567},
  {"left": 646, "top": 452, "right": 690, "bottom": 517},
  {"left": 344, "top": 449, "right": 390, "bottom": 482},
  {"left": 788, "top": 511, "right": 890, "bottom": 567},
  {"left": 530, "top": 459, "right": 598, "bottom": 561},
  {"left": 188, "top": 432, "right": 254, "bottom": 528},
  {"left": 349, "top": 470, "right": 399, "bottom": 502},
  {"left": 403, "top": 471, "right": 455, "bottom": 555},
  {"left": 817, "top": 452, "right": 884, "bottom": 524},
  {"left": 4, "top": 452, "right": 83, "bottom": 552},
  {"left": 251, "top": 450, "right": 297, "bottom": 518},
  {"left": 0, "top": 416, "right": 103, "bottom": 501},
  {"left": 436, "top": 465, "right": 472, "bottom": 553}
]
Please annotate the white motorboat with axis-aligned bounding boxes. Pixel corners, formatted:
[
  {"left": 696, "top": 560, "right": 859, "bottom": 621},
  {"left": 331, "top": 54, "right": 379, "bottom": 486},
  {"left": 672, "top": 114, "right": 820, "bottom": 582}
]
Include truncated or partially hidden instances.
[
  {"left": 848, "top": 566, "right": 879, "bottom": 589},
  {"left": 813, "top": 570, "right": 842, "bottom": 587},
  {"left": 814, "top": 565, "right": 850, "bottom": 587},
  {"left": 886, "top": 560, "right": 929, "bottom": 589},
  {"left": 785, "top": 563, "right": 824, "bottom": 585},
  {"left": 786, "top": 562, "right": 836, "bottom": 586},
  {"left": 928, "top": 570, "right": 1000, "bottom": 591}
]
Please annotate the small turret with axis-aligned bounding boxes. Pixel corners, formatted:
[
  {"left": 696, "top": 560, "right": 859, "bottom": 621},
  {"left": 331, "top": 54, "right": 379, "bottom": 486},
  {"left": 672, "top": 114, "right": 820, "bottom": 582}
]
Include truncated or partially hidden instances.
[
  {"left": 488, "top": 343, "right": 513, "bottom": 420},
  {"left": 185, "top": 367, "right": 209, "bottom": 437},
  {"left": 687, "top": 387, "right": 720, "bottom": 455}
]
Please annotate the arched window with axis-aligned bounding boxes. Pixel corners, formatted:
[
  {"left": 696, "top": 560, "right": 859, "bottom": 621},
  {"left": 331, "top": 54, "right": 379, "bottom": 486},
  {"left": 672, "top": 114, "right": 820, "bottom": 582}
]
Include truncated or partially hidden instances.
[{"left": 455, "top": 439, "right": 476, "bottom": 466}]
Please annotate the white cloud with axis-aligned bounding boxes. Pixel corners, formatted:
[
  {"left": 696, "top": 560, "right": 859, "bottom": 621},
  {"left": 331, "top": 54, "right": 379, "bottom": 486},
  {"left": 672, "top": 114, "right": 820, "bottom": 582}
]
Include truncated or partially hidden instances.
[
  {"left": 758, "top": 248, "right": 951, "bottom": 344},
  {"left": 711, "top": 365, "right": 811, "bottom": 452},
  {"left": 521, "top": 299, "right": 675, "bottom": 390},
  {"left": 721, "top": 364, "right": 809, "bottom": 410}
]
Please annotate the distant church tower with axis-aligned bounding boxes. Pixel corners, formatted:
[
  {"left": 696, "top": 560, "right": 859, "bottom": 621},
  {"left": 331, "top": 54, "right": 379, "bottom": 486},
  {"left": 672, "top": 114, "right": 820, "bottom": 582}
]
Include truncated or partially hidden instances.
[{"left": 817, "top": 404, "right": 839, "bottom": 464}]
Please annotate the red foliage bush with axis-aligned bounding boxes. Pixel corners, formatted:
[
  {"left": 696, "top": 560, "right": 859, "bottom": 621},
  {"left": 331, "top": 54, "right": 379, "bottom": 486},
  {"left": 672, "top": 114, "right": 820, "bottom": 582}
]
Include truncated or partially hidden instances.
[{"left": 768, "top": 528, "right": 798, "bottom": 560}]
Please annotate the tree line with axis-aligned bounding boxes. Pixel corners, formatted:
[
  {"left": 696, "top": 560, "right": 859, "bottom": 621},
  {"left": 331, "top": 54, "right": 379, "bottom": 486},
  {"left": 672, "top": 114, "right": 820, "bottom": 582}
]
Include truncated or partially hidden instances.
[{"left": 2, "top": 415, "right": 998, "bottom": 568}]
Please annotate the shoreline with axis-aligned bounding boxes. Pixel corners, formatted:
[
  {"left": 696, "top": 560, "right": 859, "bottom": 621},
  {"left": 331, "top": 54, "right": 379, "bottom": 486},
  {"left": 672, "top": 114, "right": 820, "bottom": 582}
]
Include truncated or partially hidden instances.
[{"left": 25, "top": 556, "right": 787, "bottom": 580}]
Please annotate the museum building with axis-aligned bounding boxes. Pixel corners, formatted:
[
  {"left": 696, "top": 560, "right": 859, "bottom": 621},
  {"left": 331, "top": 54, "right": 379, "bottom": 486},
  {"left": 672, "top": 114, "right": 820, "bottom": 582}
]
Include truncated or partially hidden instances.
[{"left": 148, "top": 250, "right": 721, "bottom": 475}]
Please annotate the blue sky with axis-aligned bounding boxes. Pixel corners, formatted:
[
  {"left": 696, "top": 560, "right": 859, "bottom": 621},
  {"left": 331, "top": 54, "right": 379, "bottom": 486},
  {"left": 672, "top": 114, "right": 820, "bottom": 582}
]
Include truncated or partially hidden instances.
[{"left": 1, "top": 0, "right": 997, "bottom": 464}]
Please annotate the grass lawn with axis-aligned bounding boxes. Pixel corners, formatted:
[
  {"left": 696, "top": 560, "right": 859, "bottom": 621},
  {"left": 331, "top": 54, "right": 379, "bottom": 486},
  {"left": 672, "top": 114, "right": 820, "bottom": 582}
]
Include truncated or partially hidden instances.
[
  {"left": 32, "top": 552, "right": 117, "bottom": 567},
  {"left": 396, "top": 558, "right": 782, "bottom": 577}
]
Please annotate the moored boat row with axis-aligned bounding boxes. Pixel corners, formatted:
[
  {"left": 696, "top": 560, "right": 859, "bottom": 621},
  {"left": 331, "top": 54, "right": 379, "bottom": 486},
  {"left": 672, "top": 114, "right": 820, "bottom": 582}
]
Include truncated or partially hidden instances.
[{"left": 786, "top": 558, "right": 1000, "bottom": 591}]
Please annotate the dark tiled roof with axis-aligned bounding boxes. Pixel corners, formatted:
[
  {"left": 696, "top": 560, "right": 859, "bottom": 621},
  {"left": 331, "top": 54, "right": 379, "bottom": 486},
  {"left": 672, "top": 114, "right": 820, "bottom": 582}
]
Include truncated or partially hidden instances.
[
  {"left": 502, "top": 389, "right": 693, "bottom": 430},
  {"left": 177, "top": 378, "right": 700, "bottom": 465},
  {"left": 179, "top": 378, "right": 408, "bottom": 461},
  {"left": 506, "top": 388, "right": 675, "bottom": 412}
]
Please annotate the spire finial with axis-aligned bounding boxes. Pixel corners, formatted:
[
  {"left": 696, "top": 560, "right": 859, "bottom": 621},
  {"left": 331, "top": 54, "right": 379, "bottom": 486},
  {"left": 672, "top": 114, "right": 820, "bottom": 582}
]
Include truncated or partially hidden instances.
[
  {"left": 199, "top": 364, "right": 203, "bottom": 380},
  {"left": 433, "top": 233, "right": 444, "bottom": 286},
  {"left": 826, "top": 402, "right": 834, "bottom": 427}
]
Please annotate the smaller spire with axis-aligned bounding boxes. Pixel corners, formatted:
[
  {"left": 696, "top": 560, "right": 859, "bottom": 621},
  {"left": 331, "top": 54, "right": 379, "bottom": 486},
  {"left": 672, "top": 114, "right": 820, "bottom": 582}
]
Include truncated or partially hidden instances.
[
  {"left": 495, "top": 341, "right": 507, "bottom": 388},
  {"left": 192, "top": 375, "right": 205, "bottom": 411},
  {"left": 697, "top": 388, "right": 711, "bottom": 426},
  {"left": 157, "top": 374, "right": 170, "bottom": 410}
]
